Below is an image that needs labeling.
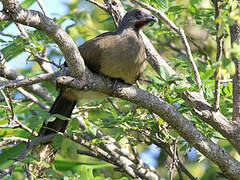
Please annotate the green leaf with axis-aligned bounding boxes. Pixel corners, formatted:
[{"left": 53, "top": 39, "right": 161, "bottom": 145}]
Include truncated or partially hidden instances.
[
  {"left": 168, "top": 5, "right": 184, "bottom": 12},
  {"left": 1, "top": 42, "right": 25, "bottom": 61},
  {"left": 71, "top": 117, "right": 80, "bottom": 130},
  {"left": 94, "top": 177, "right": 106, "bottom": 180},
  {"left": 186, "top": 76, "right": 194, "bottom": 85},
  {"left": 24, "top": 154, "right": 38, "bottom": 164},
  {"left": 159, "top": 66, "right": 170, "bottom": 81},
  {"left": 21, "top": 0, "right": 35, "bottom": 8},
  {"left": 119, "top": 177, "right": 129, "bottom": 180},
  {"left": 175, "top": 83, "right": 188, "bottom": 92},
  {"left": 87, "top": 126, "right": 97, "bottom": 136},
  {"left": 200, "top": 65, "right": 215, "bottom": 80},
  {"left": 53, "top": 134, "right": 63, "bottom": 150},
  {"left": 42, "top": 160, "right": 51, "bottom": 168},
  {"left": 44, "top": 169, "right": 58, "bottom": 179},
  {"left": 222, "top": 85, "right": 232, "bottom": 96},
  {"left": 79, "top": 165, "right": 94, "bottom": 180}
]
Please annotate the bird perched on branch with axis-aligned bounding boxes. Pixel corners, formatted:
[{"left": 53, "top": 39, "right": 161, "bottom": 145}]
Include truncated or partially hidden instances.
[{"left": 39, "top": 8, "right": 158, "bottom": 136}]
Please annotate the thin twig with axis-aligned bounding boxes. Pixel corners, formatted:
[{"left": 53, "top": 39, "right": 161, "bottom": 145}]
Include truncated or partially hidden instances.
[
  {"left": 0, "top": 71, "right": 67, "bottom": 90},
  {"left": 65, "top": 131, "right": 162, "bottom": 179},
  {"left": 220, "top": 79, "right": 232, "bottom": 83},
  {"left": 0, "top": 97, "right": 30, "bottom": 103},
  {"left": 107, "top": 97, "right": 122, "bottom": 114},
  {"left": 16, "top": 23, "right": 54, "bottom": 74},
  {"left": 23, "top": 166, "right": 32, "bottom": 180},
  {"left": 213, "top": 0, "right": 224, "bottom": 111},
  {"left": 5, "top": 89, "right": 16, "bottom": 121},
  {"left": 0, "top": 31, "right": 17, "bottom": 38},
  {"left": 25, "top": 49, "right": 61, "bottom": 68},
  {"left": 18, "top": 134, "right": 56, "bottom": 160},
  {"left": 17, "top": 87, "right": 49, "bottom": 110},
  {"left": 0, "top": 77, "right": 49, "bottom": 110},
  {"left": 0, "top": 120, "right": 38, "bottom": 136},
  {"left": 0, "top": 165, "right": 15, "bottom": 178},
  {"left": 16, "top": 23, "right": 29, "bottom": 37},
  {"left": 0, "top": 52, "right": 53, "bottom": 101},
  {"left": 169, "top": 138, "right": 179, "bottom": 180},
  {"left": 77, "top": 149, "right": 116, "bottom": 165},
  {"left": 0, "top": 89, "right": 13, "bottom": 121},
  {"left": 0, "top": 136, "right": 29, "bottom": 147},
  {"left": 86, "top": 0, "right": 109, "bottom": 12},
  {"left": 164, "top": 34, "right": 186, "bottom": 55},
  {"left": 36, "top": 0, "right": 49, "bottom": 16},
  {"left": 77, "top": 104, "right": 103, "bottom": 110},
  {"left": 128, "top": 137, "right": 141, "bottom": 164}
]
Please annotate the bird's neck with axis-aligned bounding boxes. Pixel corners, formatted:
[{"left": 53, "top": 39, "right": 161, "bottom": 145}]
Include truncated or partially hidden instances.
[{"left": 116, "top": 26, "right": 140, "bottom": 36}]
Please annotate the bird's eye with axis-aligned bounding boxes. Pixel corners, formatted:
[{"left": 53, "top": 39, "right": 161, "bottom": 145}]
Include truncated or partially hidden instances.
[{"left": 136, "top": 11, "right": 142, "bottom": 17}]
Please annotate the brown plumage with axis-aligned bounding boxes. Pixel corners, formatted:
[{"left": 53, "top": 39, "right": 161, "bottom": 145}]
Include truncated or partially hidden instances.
[{"left": 39, "top": 8, "right": 157, "bottom": 136}]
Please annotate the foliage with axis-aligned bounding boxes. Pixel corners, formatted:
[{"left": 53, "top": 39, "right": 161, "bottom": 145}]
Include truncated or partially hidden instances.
[{"left": 0, "top": 0, "right": 239, "bottom": 179}]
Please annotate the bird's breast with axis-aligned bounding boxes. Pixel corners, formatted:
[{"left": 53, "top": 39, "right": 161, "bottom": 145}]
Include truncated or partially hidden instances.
[{"left": 100, "top": 33, "right": 146, "bottom": 84}]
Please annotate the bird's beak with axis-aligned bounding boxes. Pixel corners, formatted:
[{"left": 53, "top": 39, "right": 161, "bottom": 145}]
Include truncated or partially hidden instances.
[{"left": 146, "top": 15, "right": 158, "bottom": 23}]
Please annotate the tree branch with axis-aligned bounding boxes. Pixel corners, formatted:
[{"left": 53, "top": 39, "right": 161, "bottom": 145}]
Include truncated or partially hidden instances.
[
  {"left": 65, "top": 132, "right": 162, "bottom": 180},
  {"left": 102, "top": 0, "right": 240, "bottom": 154},
  {"left": 0, "top": 71, "right": 67, "bottom": 90},
  {"left": 86, "top": 0, "right": 109, "bottom": 12},
  {"left": 17, "top": 87, "right": 49, "bottom": 110},
  {"left": 0, "top": 136, "right": 29, "bottom": 147},
  {"left": 0, "top": 53, "right": 53, "bottom": 101},
  {"left": 213, "top": 0, "right": 224, "bottom": 111},
  {"left": 36, "top": 0, "right": 49, "bottom": 16}
]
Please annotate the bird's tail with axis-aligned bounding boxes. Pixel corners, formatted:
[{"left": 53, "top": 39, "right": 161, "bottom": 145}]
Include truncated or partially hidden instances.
[{"left": 39, "top": 93, "right": 77, "bottom": 136}]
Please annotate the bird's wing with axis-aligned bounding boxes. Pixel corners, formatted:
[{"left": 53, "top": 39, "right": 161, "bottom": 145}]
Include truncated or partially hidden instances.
[{"left": 78, "top": 32, "right": 117, "bottom": 73}]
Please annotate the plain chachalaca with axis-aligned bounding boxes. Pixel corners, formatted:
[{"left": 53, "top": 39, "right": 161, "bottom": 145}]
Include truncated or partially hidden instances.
[{"left": 39, "top": 8, "right": 158, "bottom": 136}]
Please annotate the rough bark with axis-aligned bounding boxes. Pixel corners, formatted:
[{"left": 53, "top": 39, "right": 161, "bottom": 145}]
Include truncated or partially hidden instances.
[{"left": 230, "top": 23, "right": 240, "bottom": 122}]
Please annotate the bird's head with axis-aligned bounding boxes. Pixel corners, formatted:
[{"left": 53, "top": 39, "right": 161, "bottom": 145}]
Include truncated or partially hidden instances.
[{"left": 118, "top": 8, "right": 158, "bottom": 32}]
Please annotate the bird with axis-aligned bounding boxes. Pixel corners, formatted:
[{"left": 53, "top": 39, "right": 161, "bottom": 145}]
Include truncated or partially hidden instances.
[{"left": 39, "top": 8, "right": 158, "bottom": 136}]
